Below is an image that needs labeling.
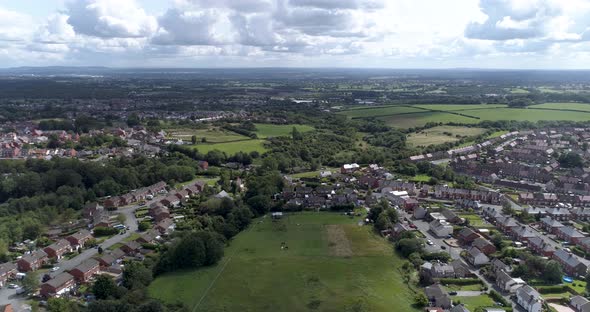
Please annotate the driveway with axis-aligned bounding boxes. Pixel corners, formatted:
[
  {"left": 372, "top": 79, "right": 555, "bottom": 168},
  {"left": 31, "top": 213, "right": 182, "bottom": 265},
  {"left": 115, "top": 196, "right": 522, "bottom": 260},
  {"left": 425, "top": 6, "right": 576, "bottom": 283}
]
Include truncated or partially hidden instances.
[{"left": 549, "top": 303, "right": 575, "bottom": 312}]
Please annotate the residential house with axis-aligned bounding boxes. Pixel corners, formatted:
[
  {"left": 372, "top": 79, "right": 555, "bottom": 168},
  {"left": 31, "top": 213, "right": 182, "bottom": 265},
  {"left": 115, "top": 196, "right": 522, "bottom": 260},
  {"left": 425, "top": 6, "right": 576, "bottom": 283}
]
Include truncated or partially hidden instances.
[
  {"left": 17, "top": 250, "right": 48, "bottom": 272},
  {"left": 420, "top": 260, "right": 469, "bottom": 284},
  {"left": 429, "top": 220, "right": 453, "bottom": 238},
  {"left": 512, "top": 226, "right": 537, "bottom": 244},
  {"left": 0, "top": 262, "right": 17, "bottom": 287},
  {"left": 547, "top": 208, "right": 571, "bottom": 221},
  {"left": 69, "top": 259, "right": 100, "bottom": 283},
  {"left": 44, "top": 239, "right": 73, "bottom": 260},
  {"left": 95, "top": 249, "right": 125, "bottom": 267},
  {"left": 103, "top": 197, "right": 120, "bottom": 209},
  {"left": 556, "top": 226, "right": 585, "bottom": 244},
  {"left": 0, "top": 304, "right": 13, "bottom": 312},
  {"left": 136, "top": 230, "right": 159, "bottom": 244},
  {"left": 150, "top": 205, "right": 170, "bottom": 222},
  {"left": 496, "top": 270, "right": 526, "bottom": 293},
  {"left": 457, "top": 228, "right": 480, "bottom": 244},
  {"left": 570, "top": 295, "right": 590, "bottom": 312},
  {"left": 82, "top": 202, "right": 103, "bottom": 219},
  {"left": 516, "top": 285, "right": 543, "bottom": 312},
  {"left": 539, "top": 217, "right": 564, "bottom": 234},
  {"left": 450, "top": 304, "right": 470, "bottom": 312},
  {"left": 413, "top": 207, "right": 427, "bottom": 220},
  {"left": 552, "top": 249, "right": 588, "bottom": 277},
  {"left": 495, "top": 216, "right": 519, "bottom": 234},
  {"left": 466, "top": 247, "right": 490, "bottom": 266},
  {"left": 424, "top": 284, "right": 452, "bottom": 309},
  {"left": 527, "top": 237, "right": 555, "bottom": 257},
  {"left": 441, "top": 209, "right": 462, "bottom": 224},
  {"left": 40, "top": 272, "right": 75, "bottom": 298},
  {"left": 161, "top": 195, "right": 180, "bottom": 207},
  {"left": 472, "top": 237, "right": 496, "bottom": 255},
  {"left": 491, "top": 258, "right": 512, "bottom": 275},
  {"left": 572, "top": 208, "right": 590, "bottom": 221},
  {"left": 66, "top": 229, "right": 93, "bottom": 249},
  {"left": 155, "top": 218, "right": 175, "bottom": 235},
  {"left": 120, "top": 241, "right": 141, "bottom": 255}
]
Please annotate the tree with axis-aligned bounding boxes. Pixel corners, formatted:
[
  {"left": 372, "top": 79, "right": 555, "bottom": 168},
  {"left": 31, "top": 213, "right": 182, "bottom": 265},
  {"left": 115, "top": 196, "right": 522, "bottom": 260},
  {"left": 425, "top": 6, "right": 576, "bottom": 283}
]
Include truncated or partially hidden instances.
[
  {"left": 291, "top": 127, "right": 303, "bottom": 140},
  {"left": 123, "top": 261, "right": 153, "bottom": 290},
  {"left": 544, "top": 260, "right": 563, "bottom": 284},
  {"left": 502, "top": 201, "right": 515, "bottom": 216},
  {"left": 396, "top": 238, "right": 424, "bottom": 257},
  {"left": 191, "top": 135, "right": 197, "bottom": 144},
  {"left": 21, "top": 271, "right": 39, "bottom": 294},
  {"left": 48, "top": 298, "right": 79, "bottom": 312},
  {"left": 93, "top": 274, "right": 119, "bottom": 300},
  {"left": 414, "top": 293, "right": 429, "bottom": 307},
  {"left": 559, "top": 152, "right": 584, "bottom": 168}
]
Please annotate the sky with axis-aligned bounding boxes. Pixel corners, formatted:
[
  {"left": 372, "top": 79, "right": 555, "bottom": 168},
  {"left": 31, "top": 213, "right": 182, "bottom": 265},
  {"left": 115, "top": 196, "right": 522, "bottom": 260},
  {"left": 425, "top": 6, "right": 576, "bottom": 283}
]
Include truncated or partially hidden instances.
[{"left": 1, "top": 0, "right": 590, "bottom": 68}]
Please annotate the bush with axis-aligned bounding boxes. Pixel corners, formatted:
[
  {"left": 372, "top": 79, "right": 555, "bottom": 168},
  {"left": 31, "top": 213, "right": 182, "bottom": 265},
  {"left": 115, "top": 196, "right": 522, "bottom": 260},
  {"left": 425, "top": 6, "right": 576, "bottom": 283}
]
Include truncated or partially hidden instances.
[
  {"left": 537, "top": 285, "right": 568, "bottom": 294},
  {"left": 93, "top": 227, "right": 119, "bottom": 236},
  {"left": 439, "top": 278, "right": 482, "bottom": 286},
  {"left": 489, "top": 290, "right": 509, "bottom": 306}
]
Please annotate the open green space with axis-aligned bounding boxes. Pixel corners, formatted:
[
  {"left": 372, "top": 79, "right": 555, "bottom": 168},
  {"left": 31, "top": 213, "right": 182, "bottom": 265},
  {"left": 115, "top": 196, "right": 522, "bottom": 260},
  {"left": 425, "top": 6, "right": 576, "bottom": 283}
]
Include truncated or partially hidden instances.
[
  {"left": 338, "top": 105, "right": 424, "bottom": 118},
  {"left": 254, "top": 123, "right": 315, "bottom": 138},
  {"left": 167, "top": 127, "right": 249, "bottom": 143},
  {"left": 414, "top": 104, "right": 507, "bottom": 111},
  {"left": 508, "top": 88, "right": 530, "bottom": 94},
  {"left": 530, "top": 102, "right": 590, "bottom": 112},
  {"left": 467, "top": 108, "right": 590, "bottom": 122},
  {"left": 149, "top": 212, "right": 417, "bottom": 312},
  {"left": 458, "top": 214, "right": 492, "bottom": 228},
  {"left": 407, "top": 126, "right": 486, "bottom": 147},
  {"left": 455, "top": 295, "right": 496, "bottom": 310},
  {"left": 378, "top": 111, "right": 479, "bottom": 128},
  {"left": 191, "top": 139, "right": 267, "bottom": 155}
]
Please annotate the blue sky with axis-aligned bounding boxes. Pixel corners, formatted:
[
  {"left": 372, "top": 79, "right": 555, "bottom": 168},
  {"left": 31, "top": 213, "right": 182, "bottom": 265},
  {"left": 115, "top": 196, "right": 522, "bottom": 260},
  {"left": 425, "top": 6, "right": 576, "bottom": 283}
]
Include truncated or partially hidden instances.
[{"left": 1, "top": 0, "right": 590, "bottom": 68}]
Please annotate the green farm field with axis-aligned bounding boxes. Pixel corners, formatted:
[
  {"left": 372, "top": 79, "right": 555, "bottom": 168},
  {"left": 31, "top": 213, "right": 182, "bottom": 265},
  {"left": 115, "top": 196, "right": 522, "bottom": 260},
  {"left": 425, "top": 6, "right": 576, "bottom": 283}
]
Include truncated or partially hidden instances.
[
  {"left": 149, "top": 212, "right": 417, "bottom": 312},
  {"left": 337, "top": 105, "right": 424, "bottom": 118},
  {"left": 467, "top": 107, "right": 590, "bottom": 122},
  {"left": 378, "top": 111, "right": 479, "bottom": 128},
  {"left": 407, "top": 126, "right": 486, "bottom": 147},
  {"left": 167, "top": 127, "right": 248, "bottom": 143},
  {"left": 191, "top": 139, "right": 267, "bottom": 154},
  {"left": 413, "top": 104, "right": 507, "bottom": 111},
  {"left": 529, "top": 102, "right": 590, "bottom": 112},
  {"left": 254, "top": 123, "right": 315, "bottom": 138}
]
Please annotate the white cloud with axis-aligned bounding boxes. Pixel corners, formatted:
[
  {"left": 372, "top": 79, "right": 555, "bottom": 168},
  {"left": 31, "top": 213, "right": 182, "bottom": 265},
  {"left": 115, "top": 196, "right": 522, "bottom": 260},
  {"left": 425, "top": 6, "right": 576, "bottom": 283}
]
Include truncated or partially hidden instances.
[{"left": 66, "top": 0, "right": 157, "bottom": 38}]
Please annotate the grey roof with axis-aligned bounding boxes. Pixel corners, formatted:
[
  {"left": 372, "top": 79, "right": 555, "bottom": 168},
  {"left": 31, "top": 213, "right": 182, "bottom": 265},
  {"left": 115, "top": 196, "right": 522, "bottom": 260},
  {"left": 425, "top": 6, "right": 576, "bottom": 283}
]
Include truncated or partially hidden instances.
[
  {"left": 44, "top": 272, "right": 74, "bottom": 288},
  {"left": 0, "top": 262, "right": 17, "bottom": 275},
  {"left": 554, "top": 249, "right": 585, "bottom": 269},
  {"left": 540, "top": 217, "right": 563, "bottom": 228},
  {"left": 72, "top": 259, "right": 99, "bottom": 273},
  {"left": 571, "top": 295, "right": 590, "bottom": 307},
  {"left": 22, "top": 250, "right": 47, "bottom": 263},
  {"left": 450, "top": 304, "right": 470, "bottom": 312},
  {"left": 559, "top": 226, "right": 585, "bottom": 238},
  {"left": 517, "top": 285, "right": 542, "bottom": 303}
]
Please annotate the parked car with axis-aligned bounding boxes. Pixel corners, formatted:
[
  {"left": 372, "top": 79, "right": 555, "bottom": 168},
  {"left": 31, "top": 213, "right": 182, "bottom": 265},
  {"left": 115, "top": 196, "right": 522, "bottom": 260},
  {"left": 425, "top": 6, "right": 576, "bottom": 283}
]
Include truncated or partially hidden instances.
[
  {"left": 440, "top": 245, "right": 447, "bottom": 249},
  {"left": 427, "top": 240, "right": 434, "bottom": 245},
  {"left": 8, "top": 283, "right": 18, "bottom": 289},
  {"left": 51, "top": 266, "right": 60, "bottom": 272},
  {"left": 449, "top": 291, "right": 457, "bottom": 296}
]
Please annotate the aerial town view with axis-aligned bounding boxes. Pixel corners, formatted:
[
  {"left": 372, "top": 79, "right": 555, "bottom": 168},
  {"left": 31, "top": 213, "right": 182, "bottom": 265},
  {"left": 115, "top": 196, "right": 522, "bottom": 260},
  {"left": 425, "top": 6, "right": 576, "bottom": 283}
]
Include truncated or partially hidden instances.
[{"left": 2, "top": 1, "right": 590, "bottom": 312}]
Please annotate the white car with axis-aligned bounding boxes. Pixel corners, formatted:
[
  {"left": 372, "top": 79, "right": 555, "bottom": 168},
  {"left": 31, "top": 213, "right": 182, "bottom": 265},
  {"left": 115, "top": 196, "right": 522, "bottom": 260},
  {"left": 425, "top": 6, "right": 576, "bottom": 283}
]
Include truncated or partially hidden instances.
[
  {"left": 50, "top": 267, "right": 60, "bottom": 272},
  {"left": 8, "top": 283, "right": 18, "bottom": 289},
  {"left": 427, "top": 240, "right": 434, "bottom": 245}
]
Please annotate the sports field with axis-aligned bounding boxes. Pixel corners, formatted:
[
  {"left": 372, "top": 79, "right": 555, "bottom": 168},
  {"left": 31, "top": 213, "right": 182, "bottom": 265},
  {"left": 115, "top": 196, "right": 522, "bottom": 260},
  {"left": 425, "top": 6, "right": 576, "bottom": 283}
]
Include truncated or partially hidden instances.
[
  {"left": 149, "top": 212, "right": 417, "bottom": 312},
  {"left": 407, "top": 126, "right": 486, "bottom": 147},
  {"left": 254, "top": 123, "right": 315, "bottom": 138},
  {"left": 191, "top": 139, "right": 267, "bottom": 154}
]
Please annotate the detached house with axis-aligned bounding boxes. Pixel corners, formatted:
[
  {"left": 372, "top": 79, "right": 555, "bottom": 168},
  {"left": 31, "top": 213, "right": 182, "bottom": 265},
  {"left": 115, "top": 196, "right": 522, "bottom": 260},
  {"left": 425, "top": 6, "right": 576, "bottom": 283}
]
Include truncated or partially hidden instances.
[
  {"left": 516, "top": 285, "right": 543, "bottom": 312},
  {"left": 17, "top": 250, "right": 48, "bottom": 272},
  {"left": 570, "top": 296, "right": 590, "bottom": 312},
  {"left": 496, "top": 270, "right": 526, "bottom": 293},
  {"left": 40, "top": 272, "right": 75, "bottom": 298},
  {"left": 429, "top": 220, "right": 453, "bottom": 238},
  {"left": 466, "top": 247, "right": 490, "bottom": 266},
  {"left": 424, "top": 284, "right": 452, "bottom": 309},
  {"left": 69, "top": 259, "right": 100, "bottom": 283},
  {"left": 0, "top": 262, "right": 17, "bottom": 287},
  {"left": 66, "top": 229, "right": 93, "bottom": 249},
  {"left": 44, "top": 239, "right": 73, "bottom": 260},
  {"left": 472, "top": 237, "right": 496, "bottom": 255}
]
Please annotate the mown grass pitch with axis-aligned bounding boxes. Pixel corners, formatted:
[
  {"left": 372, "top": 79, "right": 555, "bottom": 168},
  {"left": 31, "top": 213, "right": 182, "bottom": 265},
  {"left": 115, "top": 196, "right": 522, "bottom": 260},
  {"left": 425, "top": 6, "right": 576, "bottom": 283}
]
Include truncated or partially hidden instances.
[
  {"left": 149, "top": 212, "right": 418, "bottom": 312},
  {"left": 254, "top": 123, "right": 315, "bottom": 138},
  {"left": 407, "top": 125, "right": 487, "bottom": 147}
]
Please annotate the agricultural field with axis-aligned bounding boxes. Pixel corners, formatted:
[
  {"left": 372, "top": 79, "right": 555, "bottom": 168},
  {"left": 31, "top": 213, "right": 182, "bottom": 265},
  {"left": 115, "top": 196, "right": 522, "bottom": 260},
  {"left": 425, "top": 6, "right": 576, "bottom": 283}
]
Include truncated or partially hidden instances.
[
  {"left": 254, "top": 123, "right": 315, "bottom": 138},
  {"left": 149, "top": 212, "right": 417, "bottom": 312},
  {"left": 407, "top": 126, "right": 487, "bottom": 147},
  {"left": 338, "top": 105, "right": 425, "bottom": 118},
  {"left": 378, "top": 111, "right": 479, "bottom": 128},
  {"left": 167, "top": 127, "right": 249, "bottom": 143},
  {"left": 191, "top": 139, "right": 267, "bottom": 155},
  {"left": 529, "top": 102, "right": 590, "bottom": 112},
  {"left": 413, "top": 104, "right": 507, "bottom": 111},
  {"left": 467, "top": 107, "right": 590, "bottom": 122}
]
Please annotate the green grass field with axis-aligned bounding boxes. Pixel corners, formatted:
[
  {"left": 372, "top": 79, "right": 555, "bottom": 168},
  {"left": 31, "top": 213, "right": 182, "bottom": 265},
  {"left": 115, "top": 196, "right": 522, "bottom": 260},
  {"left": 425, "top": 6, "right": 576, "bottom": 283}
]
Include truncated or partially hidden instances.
[
  {"left": 191, "top": 139, "right": 267, "bottom": 154},
  {"left": 467, "top": 107, "right": 590, "bottom": 122},
  {"left": 407, "top": 126, "right": 486, "bottom": 147},
  {"left": 413, "top": 104, "right": 507, "bottom": 111},
  {"left": 149, "top": 212, "right": 417, "bottom": 312},
  {"left": 254, "top": 123, "right": 315, "bottom": 138},
  {"left": 167, "top": 127, "right": 249, "bottom": 143},
  {"left": 455, "top": 295, "right": 496, "bottom": 310},
  {"left": 530, "top": 102, "right": 590, "bottom": 112},
  {"left": 378, "top": 111, "right": 479, "bottom": 128},
  {"left": 337, "top": 106, "right": 424, "bottom": 118}
]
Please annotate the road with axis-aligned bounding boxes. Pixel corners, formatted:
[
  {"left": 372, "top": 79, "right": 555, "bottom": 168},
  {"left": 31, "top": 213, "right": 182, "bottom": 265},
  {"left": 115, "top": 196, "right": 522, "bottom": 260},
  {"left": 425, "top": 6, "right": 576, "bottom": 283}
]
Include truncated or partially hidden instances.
[{"left": 0, "top": 185, "right": 182, "bottom": 310}]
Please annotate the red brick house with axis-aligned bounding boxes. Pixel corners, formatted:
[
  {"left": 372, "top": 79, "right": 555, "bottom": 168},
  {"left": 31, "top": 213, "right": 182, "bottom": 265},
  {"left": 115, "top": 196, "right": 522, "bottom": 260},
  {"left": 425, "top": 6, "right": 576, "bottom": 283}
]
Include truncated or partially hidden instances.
[
  {"left": 69, "top": 259, "right": 100, "bottom": 283},
  {"left": 40, "top": 272, "right": 75, "bottom": 298},
  {"left": 555, "top": 226, "right": 585, "bottom": 244},
  {"left": 155, "top": 218, "right": 175, "bottom": 235},
  {"left": 528, "top": 237, "right": 555, "bottom": 257},
  {"left": 17, "top": 250, "right": 48, "bottom": 272},
  {"left": 150, "top": 206, "right": 170, "bottom": 222},
  {"left": 104, "top": 197, "right": 120, "bottom": 209},
  {"left": 457, "top": 228, "right": 480, "bottom": 244},
  {"left": 0, "top": 262, "right": 17, "bottom": 287},
  {"left": 539, "top": 217, "right": 564, "bottom": 234},
  {"left": 472, "top": 237, "right": 496, "bottom": 255},
  {"left": 66, "top": 229, "right": 93, "bottom": 249},
  {"left": 44, "top": 239, "right": 73, "bottom": 260},
  {"left": 120, "top": 241, "right": 141, "bottom": 255}
]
